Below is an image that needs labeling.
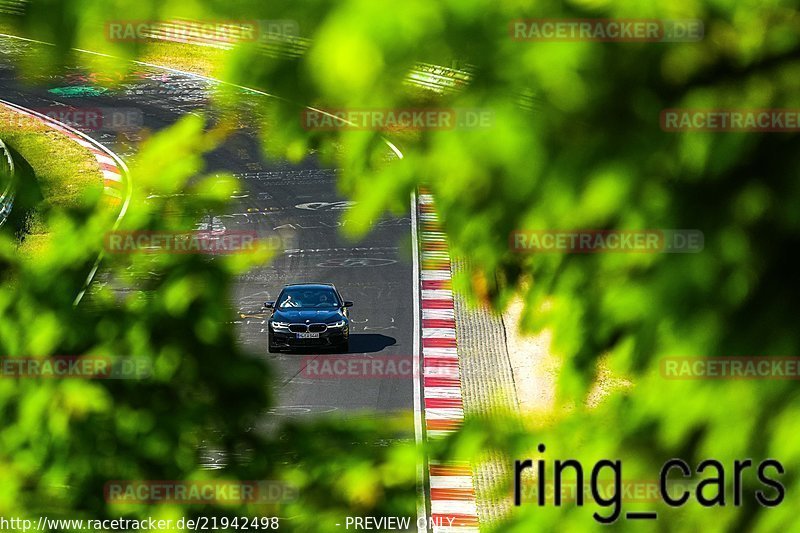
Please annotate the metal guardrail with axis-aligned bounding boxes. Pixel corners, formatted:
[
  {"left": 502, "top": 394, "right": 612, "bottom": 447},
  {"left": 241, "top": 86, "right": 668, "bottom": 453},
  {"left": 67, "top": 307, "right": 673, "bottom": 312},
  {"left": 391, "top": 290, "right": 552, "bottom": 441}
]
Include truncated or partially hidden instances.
[
  {"left": 0, "top": 138, "right": 16, "bottom": 227},
  {"left": 2, "top": 9, "right": 548, "bottom": 119},
  {"left": 2, "top": 7, "right": 476, "bottom": 94},
  {"left": 0, "top": 0, "right": 27, "bottom": 16},
  {"left": 125, "top": 19, "right": 476, "bottom": 93},
  {"left": 406, "top": 62, "right": 473, "bottom": 94}
]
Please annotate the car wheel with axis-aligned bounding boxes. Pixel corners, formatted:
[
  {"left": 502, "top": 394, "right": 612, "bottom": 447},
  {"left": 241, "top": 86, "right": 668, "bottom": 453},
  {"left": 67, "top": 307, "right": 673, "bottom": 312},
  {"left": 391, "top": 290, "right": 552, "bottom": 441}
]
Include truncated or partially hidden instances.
[
  {"left": 336, "top": 340, "right": 349, "bottom": 353},
  {"left": 268, "top": 333, "right": 280, "bottom": 353}
]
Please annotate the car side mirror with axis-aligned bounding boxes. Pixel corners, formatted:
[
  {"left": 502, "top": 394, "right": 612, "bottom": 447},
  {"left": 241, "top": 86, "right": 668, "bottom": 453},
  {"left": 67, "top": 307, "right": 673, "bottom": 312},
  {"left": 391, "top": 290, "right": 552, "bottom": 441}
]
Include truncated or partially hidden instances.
[
  {"left": 264, "top": 301, "right": 275, "bottom": 309},
  {"left": 343, "top": 301, "right": 354, "bottom": 308}
]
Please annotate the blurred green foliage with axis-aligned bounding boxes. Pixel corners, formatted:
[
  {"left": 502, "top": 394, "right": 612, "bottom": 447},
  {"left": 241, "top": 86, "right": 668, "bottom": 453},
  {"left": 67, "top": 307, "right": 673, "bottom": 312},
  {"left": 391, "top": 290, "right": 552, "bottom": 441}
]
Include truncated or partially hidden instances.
[
  {"left": 3, "top": 0, "right": 800, "bottom": 531},
  {"left": 0, "top": 110, "right": 417, "bottom": 531}
]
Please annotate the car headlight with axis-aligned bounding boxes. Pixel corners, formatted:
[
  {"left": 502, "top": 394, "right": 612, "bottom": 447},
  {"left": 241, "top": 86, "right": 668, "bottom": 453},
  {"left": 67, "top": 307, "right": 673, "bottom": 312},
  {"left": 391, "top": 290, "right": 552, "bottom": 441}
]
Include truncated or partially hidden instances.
[
  {"left": 271, "top": 321, "right": 290, "bottom": 330},
  {"left": 328, "top": 320, "right": 347, "bottom": 328}
]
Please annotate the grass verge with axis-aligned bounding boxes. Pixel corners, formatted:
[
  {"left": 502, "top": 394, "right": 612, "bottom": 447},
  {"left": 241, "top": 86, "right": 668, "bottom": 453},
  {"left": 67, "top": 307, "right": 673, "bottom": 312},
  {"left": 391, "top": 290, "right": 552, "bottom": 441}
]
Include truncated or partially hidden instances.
[
  {"left": 0, "top": 106, "right": 103, "bottom": 257},
  {"left": 139, "top": 41, "right": 224, "bottom": 78}
]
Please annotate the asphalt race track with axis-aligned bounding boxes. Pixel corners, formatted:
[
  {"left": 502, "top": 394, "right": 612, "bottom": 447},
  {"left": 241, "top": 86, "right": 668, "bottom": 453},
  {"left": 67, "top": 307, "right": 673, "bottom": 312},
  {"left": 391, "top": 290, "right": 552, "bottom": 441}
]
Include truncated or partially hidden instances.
[{"left": 0, "top": 34, "right": 415, "bottom": 422}]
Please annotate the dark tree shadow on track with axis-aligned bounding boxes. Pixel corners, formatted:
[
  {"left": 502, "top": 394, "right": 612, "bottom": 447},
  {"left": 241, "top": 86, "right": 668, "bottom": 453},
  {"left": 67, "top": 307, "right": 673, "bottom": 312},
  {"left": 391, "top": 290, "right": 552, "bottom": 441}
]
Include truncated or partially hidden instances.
[
  {"left": 347, "top": 334, "right": 397, "bottom": 354},
  {"left": 276, "top": 334, "right": 397, "bottom": 355},
  {"left": 4, "top": 144, "right": 44, "bottom": 237}
]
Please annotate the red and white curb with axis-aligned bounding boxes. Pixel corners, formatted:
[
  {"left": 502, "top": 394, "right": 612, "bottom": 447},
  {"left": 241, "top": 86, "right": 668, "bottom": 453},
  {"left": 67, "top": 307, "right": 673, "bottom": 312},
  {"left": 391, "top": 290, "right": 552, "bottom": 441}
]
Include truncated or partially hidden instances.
[
  {"left": 418, "top": 191, "right": 479, "bottom": 532},
  {"left": 0, "top": 98, "right": 130, "bottom": 306},
  {"left": 0, "top": 100, "right": 126, "bottom": 207}
]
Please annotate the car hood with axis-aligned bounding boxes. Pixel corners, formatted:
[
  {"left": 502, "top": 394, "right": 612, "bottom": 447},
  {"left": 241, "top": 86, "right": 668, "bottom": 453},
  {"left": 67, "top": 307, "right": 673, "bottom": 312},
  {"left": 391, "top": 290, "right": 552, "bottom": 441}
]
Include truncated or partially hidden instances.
[{"left": 272, "top": 309, "right": 345, "bottom": 323}]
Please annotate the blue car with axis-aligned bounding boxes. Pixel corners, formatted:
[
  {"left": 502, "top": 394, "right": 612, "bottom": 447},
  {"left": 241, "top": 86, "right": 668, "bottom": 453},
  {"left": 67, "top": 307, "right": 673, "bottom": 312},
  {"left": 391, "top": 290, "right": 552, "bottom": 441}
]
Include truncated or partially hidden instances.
[{"left": 265, "top": 283, "right": 352, "bottom": 353}]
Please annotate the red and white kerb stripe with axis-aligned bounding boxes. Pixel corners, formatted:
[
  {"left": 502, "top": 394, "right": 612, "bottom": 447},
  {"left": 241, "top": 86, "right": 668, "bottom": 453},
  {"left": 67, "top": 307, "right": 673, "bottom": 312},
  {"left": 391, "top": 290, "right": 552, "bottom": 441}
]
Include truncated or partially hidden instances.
[
  {"left": 0, "top": 103, "right": 125, "bottom": 207},
  {"left": 418, "top": 191, "right": 479, "bottom": 532}
]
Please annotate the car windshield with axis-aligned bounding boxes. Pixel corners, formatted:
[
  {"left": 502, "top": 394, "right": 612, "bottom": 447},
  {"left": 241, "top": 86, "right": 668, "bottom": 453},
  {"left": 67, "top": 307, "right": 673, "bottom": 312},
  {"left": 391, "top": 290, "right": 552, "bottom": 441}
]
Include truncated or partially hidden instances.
[{"left": 277, "top": 287, "right": 340, "bottom": 308}]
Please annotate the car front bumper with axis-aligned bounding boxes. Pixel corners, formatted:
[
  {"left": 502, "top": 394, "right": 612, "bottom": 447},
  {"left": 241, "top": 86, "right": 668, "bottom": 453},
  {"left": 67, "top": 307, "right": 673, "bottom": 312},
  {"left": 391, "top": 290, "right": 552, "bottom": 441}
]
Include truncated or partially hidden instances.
[{"left": 270, "top": 327, "right": 348, "bottom": 348}]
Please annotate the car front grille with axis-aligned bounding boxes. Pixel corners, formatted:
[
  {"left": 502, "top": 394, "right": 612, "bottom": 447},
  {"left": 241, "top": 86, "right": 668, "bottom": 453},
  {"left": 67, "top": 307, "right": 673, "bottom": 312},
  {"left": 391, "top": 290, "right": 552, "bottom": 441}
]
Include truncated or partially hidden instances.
[{"left": 288, "top": 323, "right": 328, "bottom": 333}]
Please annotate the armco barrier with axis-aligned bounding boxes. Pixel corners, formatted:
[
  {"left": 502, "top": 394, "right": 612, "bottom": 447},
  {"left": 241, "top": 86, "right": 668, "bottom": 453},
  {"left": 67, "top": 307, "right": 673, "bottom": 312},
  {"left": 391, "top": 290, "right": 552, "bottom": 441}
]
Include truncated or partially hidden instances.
[
  {"left": 2, "top": 9, "right": 475, "bottom": 94},
  {"left": 0, "top": 139, "right": 15, "bottom": 227},
  {"left": 0, "top": 0, "right": 27, "bottom": 16},
  {"left": 140, "top": 20, "right": 475, "bottom": 93}
]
